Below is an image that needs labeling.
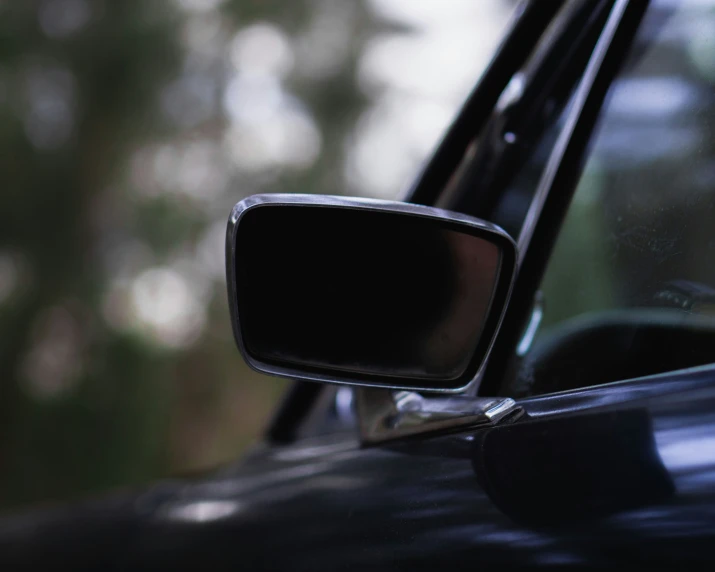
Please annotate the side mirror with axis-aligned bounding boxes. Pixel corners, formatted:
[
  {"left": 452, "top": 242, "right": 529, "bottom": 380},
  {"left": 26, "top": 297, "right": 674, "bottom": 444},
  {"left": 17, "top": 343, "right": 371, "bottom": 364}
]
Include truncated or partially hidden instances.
[{"left": 226, "top": 194, "right": 516, "bottom": 393}]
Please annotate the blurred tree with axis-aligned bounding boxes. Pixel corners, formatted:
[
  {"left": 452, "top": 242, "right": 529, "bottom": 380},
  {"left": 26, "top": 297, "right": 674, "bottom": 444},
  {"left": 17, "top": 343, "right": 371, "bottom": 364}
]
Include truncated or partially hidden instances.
[
  {"left": 0, "top": 0, "right": 185, "bottom": 508},
  {"left": 0, "top": 0, "right": 385, "bottom": 510}
]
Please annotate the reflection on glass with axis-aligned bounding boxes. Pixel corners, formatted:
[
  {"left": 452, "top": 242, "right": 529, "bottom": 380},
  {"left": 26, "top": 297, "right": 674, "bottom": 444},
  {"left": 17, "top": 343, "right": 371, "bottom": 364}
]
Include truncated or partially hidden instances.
[{"left": 236, "top": 206, "right": 501, "bottom": 381}]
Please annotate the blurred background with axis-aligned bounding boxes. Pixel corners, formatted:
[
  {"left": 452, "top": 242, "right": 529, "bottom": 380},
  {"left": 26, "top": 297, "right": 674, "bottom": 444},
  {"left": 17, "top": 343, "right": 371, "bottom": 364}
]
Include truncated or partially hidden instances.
[{"left": 0, "top": 0, "right": 514, "bottom": 510}]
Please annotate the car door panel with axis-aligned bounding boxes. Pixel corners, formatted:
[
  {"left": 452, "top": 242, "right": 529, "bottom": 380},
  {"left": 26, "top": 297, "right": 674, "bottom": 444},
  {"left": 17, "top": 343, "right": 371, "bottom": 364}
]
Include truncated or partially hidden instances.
[{"left": 3, "top": 365, "right": 715, "bottom": 569}]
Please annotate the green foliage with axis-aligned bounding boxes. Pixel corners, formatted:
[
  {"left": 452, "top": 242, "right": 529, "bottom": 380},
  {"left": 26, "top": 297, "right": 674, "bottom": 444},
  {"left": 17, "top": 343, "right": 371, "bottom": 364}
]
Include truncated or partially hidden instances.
[{"left": 0, "top": 0, "right": 382, "bottom": 511}]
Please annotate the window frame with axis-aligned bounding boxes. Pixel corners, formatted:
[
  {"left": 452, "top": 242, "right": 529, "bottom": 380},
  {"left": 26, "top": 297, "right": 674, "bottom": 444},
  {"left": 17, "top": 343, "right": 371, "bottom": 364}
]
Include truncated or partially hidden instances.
[{"left": 479, "top": 0, "right": 650, "bottom": 397}]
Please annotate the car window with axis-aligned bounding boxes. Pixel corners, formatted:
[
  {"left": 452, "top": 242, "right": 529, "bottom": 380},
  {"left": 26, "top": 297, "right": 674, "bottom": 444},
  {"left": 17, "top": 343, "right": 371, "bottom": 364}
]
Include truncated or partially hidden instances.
[{"left": 511, "top": 0, "right": 715, "bottom": 396}]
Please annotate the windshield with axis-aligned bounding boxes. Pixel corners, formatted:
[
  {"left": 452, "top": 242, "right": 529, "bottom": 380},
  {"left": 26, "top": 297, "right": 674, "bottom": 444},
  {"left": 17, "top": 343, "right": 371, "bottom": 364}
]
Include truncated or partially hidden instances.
[{"left": 512, "top": 0, "right": 715, "bottom": 396}]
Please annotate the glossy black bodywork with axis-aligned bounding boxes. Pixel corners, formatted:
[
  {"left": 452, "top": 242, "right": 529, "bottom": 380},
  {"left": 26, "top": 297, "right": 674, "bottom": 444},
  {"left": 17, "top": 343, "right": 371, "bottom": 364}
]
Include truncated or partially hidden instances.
[
  {"left": 406, "top": 0, "right": 563, "bottom": 207},
  {"left": 3, "top": 364, "right": 715, "bottom": 569}
]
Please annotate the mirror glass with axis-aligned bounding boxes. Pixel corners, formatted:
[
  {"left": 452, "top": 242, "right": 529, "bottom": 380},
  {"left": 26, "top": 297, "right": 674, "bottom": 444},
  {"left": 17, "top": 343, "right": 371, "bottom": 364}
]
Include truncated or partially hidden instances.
[{"left": 234, "top": 205, "right": 503, "bottom": 384}]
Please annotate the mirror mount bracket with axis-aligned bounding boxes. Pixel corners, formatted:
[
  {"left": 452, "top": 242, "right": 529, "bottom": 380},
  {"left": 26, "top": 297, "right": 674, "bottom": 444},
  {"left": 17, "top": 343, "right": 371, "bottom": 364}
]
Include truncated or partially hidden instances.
[{"left": 355, "top": 387, "right": 522, "bottom": 445}]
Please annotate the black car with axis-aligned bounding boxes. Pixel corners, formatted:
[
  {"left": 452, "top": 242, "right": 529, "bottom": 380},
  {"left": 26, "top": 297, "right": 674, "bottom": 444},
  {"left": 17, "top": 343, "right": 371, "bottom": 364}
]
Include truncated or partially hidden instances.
[{"left": 4, "top": 0, "right": 715, "bottom": 568}]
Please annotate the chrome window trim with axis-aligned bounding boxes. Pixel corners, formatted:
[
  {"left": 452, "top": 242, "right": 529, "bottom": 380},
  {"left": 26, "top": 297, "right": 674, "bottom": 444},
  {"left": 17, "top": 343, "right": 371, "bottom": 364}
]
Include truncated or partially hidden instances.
[{"left": 516, "top": 0, "right": 629, "bottom": 264}]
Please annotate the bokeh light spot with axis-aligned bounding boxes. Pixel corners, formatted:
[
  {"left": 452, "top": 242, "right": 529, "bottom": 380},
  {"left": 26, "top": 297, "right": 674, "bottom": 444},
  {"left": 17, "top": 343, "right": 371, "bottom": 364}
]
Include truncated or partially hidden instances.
[
  {"left": 38, "top": 0, "right": 92, "bottom": 39},
  {"left": 20, "top": 305, "right": 84, "bottom": 400},
  {"left": 230, "top": 23, "right": 294, "bottom": 79}
]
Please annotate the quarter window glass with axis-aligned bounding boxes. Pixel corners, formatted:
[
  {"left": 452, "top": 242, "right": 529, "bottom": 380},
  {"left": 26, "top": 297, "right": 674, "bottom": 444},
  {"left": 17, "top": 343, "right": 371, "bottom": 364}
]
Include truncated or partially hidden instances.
[{"left": 515, "top": 0, "right": 715, "bottom": 396}]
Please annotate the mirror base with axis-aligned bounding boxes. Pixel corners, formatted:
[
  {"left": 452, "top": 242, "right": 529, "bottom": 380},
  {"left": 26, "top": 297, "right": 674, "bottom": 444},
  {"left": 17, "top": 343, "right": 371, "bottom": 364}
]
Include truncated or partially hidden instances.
[{"left": 356, "top": 388, "right": 521, "bottom": 445}]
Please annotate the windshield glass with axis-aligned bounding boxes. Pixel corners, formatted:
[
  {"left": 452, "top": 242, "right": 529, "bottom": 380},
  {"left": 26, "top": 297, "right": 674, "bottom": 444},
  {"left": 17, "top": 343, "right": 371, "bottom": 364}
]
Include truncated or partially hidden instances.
[{"left": 512, "top": 0, "right": 715, "bottom": 396}]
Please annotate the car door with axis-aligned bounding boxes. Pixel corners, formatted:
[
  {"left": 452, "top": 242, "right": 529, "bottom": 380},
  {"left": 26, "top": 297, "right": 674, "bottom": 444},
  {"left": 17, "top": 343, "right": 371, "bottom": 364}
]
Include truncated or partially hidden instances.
[{"left": 4, "top": 0, "right": 715, "bottom": 569}]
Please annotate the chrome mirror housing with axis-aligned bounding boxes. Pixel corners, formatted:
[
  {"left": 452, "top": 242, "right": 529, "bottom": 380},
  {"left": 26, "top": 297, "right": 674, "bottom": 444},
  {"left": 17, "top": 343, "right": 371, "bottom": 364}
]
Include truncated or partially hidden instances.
[{"left": 226, "top": 194, "right": 516, "bottom": 394}]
